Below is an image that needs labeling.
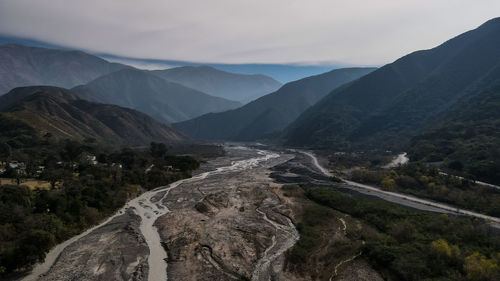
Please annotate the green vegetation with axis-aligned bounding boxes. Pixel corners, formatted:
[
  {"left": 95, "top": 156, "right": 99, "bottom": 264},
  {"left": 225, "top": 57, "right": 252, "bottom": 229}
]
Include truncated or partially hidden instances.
[
  {"left": 0, "top": 137, "right": 200, "bottom": 277},
  {"left": 288, "top": 204, "right": 330, "bottom": 264},
  {"left": 285, "top": 18, "right": 500, "bottom": 153},
  {"left": 288, "top": 186, "right": 500, "bottom": 280},
  {"left": 350, "top": 163, "right": 500, "bottom": 216},
  {"left": 409, "top": 83, "right": 500, "bottom": 185}
]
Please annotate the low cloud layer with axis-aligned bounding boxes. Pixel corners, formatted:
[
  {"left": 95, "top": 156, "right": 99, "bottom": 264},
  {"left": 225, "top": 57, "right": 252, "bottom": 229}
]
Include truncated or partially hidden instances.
[{"left": 1, "top": 0, "right": 499, "bottom": 65}]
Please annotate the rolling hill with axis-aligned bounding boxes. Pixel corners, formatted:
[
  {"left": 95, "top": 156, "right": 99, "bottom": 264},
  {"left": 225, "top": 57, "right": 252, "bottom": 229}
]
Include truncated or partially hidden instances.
[
  {"left": 0, "top": 44, "right": 130, "bottom": 95},
  {"left": 152, "top": 65, "right": 282, "bottom": 102},
  {"left": 173, "top": 67, "right": 375, "bottom": 141},
  {"left": 72, "top": 69, "right": 241, "bottom": 124},
  {"left": 285, "top": 17, "right": 500, "bottom": 150},
  {"left": 0, "top": 86, "right": 184, "bottom": 146}
]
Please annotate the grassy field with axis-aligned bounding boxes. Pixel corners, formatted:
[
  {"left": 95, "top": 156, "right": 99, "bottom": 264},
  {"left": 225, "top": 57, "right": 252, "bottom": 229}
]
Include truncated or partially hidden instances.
[{"left": 0, "top": 178, "right": 53, "bottom": 190}]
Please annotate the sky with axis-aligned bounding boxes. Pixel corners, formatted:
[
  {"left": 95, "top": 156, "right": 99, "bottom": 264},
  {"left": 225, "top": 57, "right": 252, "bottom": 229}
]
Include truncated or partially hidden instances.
[{"left": 0, "top": 0, "right": 499, "bottom": 66}]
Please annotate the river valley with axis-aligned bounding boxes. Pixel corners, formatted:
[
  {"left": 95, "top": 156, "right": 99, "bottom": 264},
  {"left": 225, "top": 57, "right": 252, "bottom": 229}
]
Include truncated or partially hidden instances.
[
  {"left": 21, "top": 145, "right": 301, "bottom": 281},
  {"left": 19, "top": 144, "right": 500, "bottom": 281}
]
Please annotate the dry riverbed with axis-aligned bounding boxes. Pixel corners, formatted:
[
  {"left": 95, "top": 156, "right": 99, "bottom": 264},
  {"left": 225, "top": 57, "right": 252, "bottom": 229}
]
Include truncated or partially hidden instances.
[
  {"left": 21, "top": 146, "right": 306, "bottom": 281},
  {"left": 154, "top": 146, "right": 298, "bottom": 281},
  {"left": 22, "top": 145, "right": 393, "bottom": 281}
]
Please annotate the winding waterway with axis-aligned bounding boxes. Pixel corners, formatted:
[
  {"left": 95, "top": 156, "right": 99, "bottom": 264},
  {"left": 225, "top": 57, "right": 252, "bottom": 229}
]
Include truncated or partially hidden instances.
[{"left": 22, "top": 147, "right": 282, "bottom": 281}]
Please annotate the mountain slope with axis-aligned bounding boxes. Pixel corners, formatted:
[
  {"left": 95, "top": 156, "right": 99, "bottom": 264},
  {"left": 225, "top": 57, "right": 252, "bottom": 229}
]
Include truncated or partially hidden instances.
[
  {"left": 173, "top": 68, "right": 375, "bottom": 141},
  {"left": 71, "top": 69, "right": 241, "bottom": 123},
  {"left": 152, "top": 66, "right": 282, "bottom": 102},
  {"left": 285, "top": 17, "right": 500, "bottom": 149},
  {"left": 0, "top": 44, "right": 130, "bottom": 94},
  {"left": 0, "top": 86, "right": 184, "bottom": 146},
  {"left": 408, "top": 64, "right": 500, "bottom": 184}
]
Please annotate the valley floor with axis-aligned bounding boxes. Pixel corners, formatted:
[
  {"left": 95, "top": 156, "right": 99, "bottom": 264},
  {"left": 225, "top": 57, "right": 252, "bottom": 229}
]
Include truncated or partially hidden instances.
[
  {"left": 19, "top": 144, "right": 500, "bottom": 281},
  {"left": 21, "top": 145, "right": 327, "bottom": 281}
]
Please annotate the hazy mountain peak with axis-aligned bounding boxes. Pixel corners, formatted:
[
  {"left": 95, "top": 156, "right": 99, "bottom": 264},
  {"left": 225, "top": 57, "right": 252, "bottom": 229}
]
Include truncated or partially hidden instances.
[
  {"left": 0, "top": 44, "right": 130, "bottom": 95},
  {"left": 72, "top": 69, "right": 241, "bottom": 124},
  {"left": 173, "top": 67, "right": 375, "bottom": 141},
  {"left": 153, "top": 65, "right": 282, "bottom": 102}
]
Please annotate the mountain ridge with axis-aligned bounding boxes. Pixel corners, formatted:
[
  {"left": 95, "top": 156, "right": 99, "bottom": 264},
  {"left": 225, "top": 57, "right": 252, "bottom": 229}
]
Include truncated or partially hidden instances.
[
  {"left": 153, "top": 65, "right": 282, "bottom": 102},
  {"left": 173, "top": 67, "right": 376, "bottom": 140},
  {"left": 0, "top": 44, "right": 130, "bottom": 94},
  {"left": 0, "top": 86, "right": 185, "bottom": 146},
  {"left": 285, "top": 17, "right": 500, "bottom": 149},
  {"left": 72, "top": 68, "right": 241, "bottom": 123}
]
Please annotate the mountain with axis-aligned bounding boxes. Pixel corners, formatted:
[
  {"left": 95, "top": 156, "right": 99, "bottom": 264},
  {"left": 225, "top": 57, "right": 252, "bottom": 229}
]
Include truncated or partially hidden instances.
[
  {"left": 173, "top": 68, "right": 375, "bottom": 141},
  {"left": 71, "top": 69, "right": 241, "bottom": 123},
  {"left": 285, "top": 17, "right": 500, "bottom": 150},
  {"left": 408, "top": 64, "right": 500, "bottom": 184},
  {"left": 152, "top": 65, "right": 282, "bottom": 102},
  {"left": 0, "top": 86, "right": 184, "bottom": 146},
  {"left": 0, "top": 44, "right": 129, "bottom": 94}
]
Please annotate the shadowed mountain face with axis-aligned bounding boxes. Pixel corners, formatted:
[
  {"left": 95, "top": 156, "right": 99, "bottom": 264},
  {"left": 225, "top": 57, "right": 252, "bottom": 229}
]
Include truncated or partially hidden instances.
[
  {"left": 408, "top": 64, "right": 500, "bottom": 184},
  {"left": 285, "top": 17, "right": 500, "bottom": 150},
  {"left": 173, "top": 67, "right": 375, "bottom": 141},
  {"left": 71, "top": 69, "right": 241, "bottom": 124},
  {"left": 0, "top": 44, "right": 130, "bottom": 95},
  {"left": 153, "top": 65, "right": 282, "bottom": 102},
  {"left": 0, "top": 86, "right": 184, "bottom": 146}
]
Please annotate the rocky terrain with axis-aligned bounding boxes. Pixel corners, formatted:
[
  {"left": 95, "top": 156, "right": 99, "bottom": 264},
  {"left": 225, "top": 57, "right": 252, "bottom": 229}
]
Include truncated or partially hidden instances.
[
  {"left": 155, "top": 146, "right": 297, "bottom": 281},
  {"left": 36, "top": 210, "right": 149, "bottom": 281},
  {"left": 21, "top": 145, "right": 305, "bottom": 281},
  {"left": 21, "top": 145, "right": 389, "bottom": 281}
]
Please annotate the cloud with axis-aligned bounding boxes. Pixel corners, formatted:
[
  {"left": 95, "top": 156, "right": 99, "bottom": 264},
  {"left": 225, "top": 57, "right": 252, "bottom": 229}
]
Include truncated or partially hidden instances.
[
  {"left": 101, "top": 56, "right": 178, "bottom": 70},
  {"left": 0, "top": 0, "right": 499, "bottom": 65}
]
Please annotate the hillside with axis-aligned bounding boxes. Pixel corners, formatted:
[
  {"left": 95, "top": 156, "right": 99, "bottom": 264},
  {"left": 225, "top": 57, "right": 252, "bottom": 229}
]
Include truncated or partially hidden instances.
[
  {"left": 285, "top": 17, "right": 500, "bottom": 150},
  {"left": 173, "top": 67, "right": 375, "bottom": 141},
  {"left": 72, "top": 69, "right": 241, "bottom": 123},
  {"left": 0, "top": 44, "right": 129, "bottom": 94},
  {"left": 409, "top": 64, "right": 500, "bottom": 184},
  {"left": 0, "top": 86, "right": 184, "bottom": 146},
  {"left": 153, "top": 65, "right": 282, "bottom": 102}
]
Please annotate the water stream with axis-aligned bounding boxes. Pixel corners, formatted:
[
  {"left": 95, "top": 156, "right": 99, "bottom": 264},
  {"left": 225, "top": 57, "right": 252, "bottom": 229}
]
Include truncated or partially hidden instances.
[{"left": 22, "top": 148, "right": 280, "bottom": 281}]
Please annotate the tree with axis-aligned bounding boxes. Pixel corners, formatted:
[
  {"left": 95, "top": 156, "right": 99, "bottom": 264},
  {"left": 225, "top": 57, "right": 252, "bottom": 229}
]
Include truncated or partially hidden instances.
[
  {"left": 40, "top": 168, "right": 64, "bottom": 189},
  {"left": 150, "top": 142, "right": 167, "bottom": 158},
  {"left": 449, "top": 160, "right": 464, "bottom": 171},
  {"left": 464, "top": 252, "right": 498, "bottom": 281},
  {"left": 61, "top": 140, "right": 83, "bottom": 162},
  {"left": 0, "top": 142, "right": 11, "bottom": 159},
  {"left": 391, "top": 220, "right": 414, "bottom": 242},
  {"left": 43, "top": 132, "right": 52, "bottom": 144},
  {"left": 430, "top": 239, "right": 461, "bottom": 265},
  {"left": 4, "top": 167, "right": 25, "bottom": 185},
  {"left": 18, "top": 229, "right": 56, "bottom": 265},
  {"left": 381, "top": 177, "right": 396, "bottom": 189}
]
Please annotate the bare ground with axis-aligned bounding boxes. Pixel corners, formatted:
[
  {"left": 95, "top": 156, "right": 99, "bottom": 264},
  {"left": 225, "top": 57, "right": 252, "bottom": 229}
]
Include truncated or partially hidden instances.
[
  {"left": 37, "top": 209, "right": 149, "bottom": 281},
  {"left": 24, "top": 145, "right": 385, "bottom": 281},
  {"left": 155, "top": 150, "right": 297, "bottom": 281}
]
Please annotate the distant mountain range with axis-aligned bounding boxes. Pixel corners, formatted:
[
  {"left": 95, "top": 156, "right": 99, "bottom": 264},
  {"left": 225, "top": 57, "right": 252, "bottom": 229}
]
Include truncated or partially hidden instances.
[
  {"left": 0, "top": 86, "right": 184, "bottom": 146},
  {"left": 153, "top": 66, "right": 282, "bottom": 102},
  {"left": 3, "top": 17, "right": 500, "bottom": 187},
  {"left": 0, "top": 44, "right": 130, "bottom": 95},
  {"left": 173, "top": 67, "right": 375, "bottom": 141},
  {"left": 285, "top": 17, "right": 500, "bottom": 151},
  {"left": 0, "top": 34, "right": 343, "bottom": 83},
  {"left": 72, "top": 69, "right": 241, "bottom": 123},
  {"left": 0, "top": 44, "right": 289, "bottom": 123}
]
